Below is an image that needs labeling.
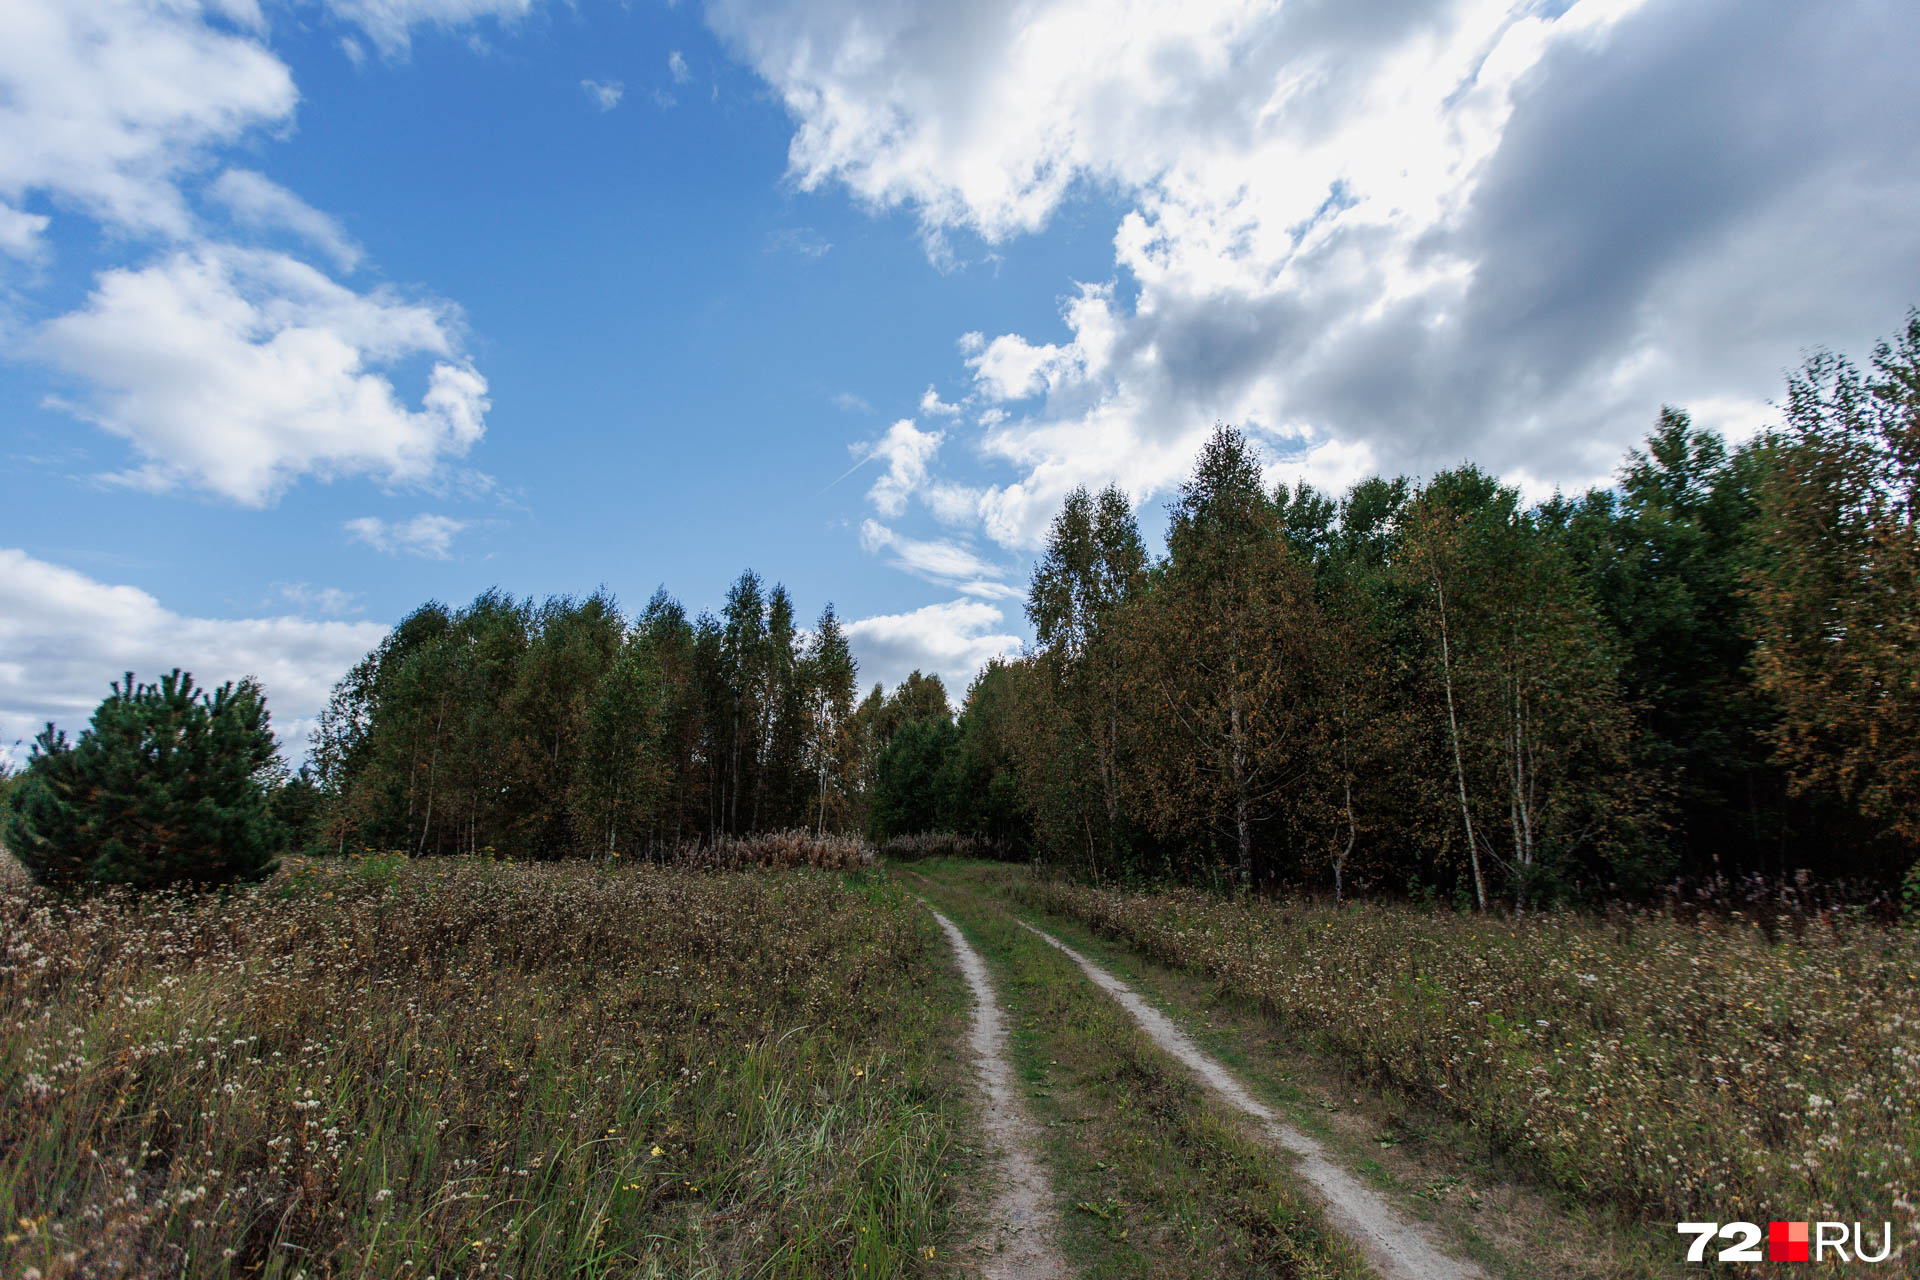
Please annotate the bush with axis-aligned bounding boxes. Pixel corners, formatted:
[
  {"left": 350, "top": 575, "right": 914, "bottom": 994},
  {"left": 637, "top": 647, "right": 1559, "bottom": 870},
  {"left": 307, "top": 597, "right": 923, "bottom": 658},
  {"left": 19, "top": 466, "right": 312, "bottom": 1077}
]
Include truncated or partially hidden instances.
[{"left": 3, "top": 670, "right": 284, "bottom": 890}]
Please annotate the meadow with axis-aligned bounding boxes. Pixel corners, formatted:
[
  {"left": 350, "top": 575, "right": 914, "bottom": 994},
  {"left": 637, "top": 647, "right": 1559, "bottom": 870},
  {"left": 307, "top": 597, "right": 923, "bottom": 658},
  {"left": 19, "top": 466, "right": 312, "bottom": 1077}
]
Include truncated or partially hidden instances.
[
  {"left": 975, "top": 862, "right": 1920, "bottom": 1254},
  {"left": 0, "top": 853, "right": 962, "bottom": 1280}
]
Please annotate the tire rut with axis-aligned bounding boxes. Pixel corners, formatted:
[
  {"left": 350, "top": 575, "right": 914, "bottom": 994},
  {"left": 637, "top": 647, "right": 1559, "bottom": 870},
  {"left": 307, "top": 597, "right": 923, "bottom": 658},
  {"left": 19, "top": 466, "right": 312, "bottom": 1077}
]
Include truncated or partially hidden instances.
[
  {"left": 923, "top": 902, "right": 1070, "bottom": 1280},
  {"left": 1016, "top": 918, "right": 1489, "bottom": 1280}
]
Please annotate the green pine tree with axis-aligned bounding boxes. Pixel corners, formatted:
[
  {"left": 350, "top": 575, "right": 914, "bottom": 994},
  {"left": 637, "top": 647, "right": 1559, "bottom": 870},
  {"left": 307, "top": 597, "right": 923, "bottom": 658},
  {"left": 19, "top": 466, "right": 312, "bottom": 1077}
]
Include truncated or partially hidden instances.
[{"left": 3, "top": 670, "right": 285, "bottom": 890}]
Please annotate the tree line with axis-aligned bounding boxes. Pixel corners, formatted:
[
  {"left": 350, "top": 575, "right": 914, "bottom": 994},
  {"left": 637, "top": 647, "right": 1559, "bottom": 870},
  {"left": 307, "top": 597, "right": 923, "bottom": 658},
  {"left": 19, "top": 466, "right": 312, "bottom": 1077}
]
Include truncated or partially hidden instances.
[
  {"left": 15, "top": 314, "right": 1907, "bottom": 901},
  {"left": 294, "top": 312, "right": 1918, "bottom": 905}
]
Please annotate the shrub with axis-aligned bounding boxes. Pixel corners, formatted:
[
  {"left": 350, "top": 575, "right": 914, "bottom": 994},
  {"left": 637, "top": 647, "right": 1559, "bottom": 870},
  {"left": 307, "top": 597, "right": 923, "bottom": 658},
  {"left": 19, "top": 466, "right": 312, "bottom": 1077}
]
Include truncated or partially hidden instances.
[{"left": 3, "top": 670, "right": 284, "bottom": 890}]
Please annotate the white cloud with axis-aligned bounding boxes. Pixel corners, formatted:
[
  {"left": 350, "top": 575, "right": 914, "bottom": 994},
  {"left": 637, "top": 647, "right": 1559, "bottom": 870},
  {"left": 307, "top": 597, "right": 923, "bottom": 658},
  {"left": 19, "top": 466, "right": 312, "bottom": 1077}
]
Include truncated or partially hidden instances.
[
  {"left": 38, "top": 245, "right": 489, "bottom": 506},
  {"left": 669, "top": 50, "right": 692, "bottom": 83},
  {"left": 918, "top": 384, "right": 962, "bottom": 416},
  {"left": 718, "top": 0, "right": 1920, "bottom": 546},
  {"left": 344, "top": 513, "right": 469, "bottom": 559},
  {"left": 581, "top": 78, "right": 625, "bottom": 111},
  {"left": 208, "top": 169, "right": 365, "bottom": 271},
  {"left": 856, "top": 419, "right": 942, "bottom": 517},
  {"left": 843, "top": 597, "right": 1022, "bottom": 703},
  {"left": 0, "top": 0, "right": 295, "bottom": 245},
  {"left": 0, "top": 204, "right": 50, "bottom": 259},
  {"left": 767, "top": 227, "right": 832, "bottom": 260},
  {"left": 859, "top": 518, "right": 1009, "bottom": 590},
  {"left": 320, "top": 0, "right": 538, "bottom": 56},
  {"left": 831, "top": 391, "right": 872, "bottom": 413},
  {"left": 0, "top": 548, "right": 386, "bottom": 766},
  {"left": 274, "top": 582, "right": 363, "bottom": 616}
]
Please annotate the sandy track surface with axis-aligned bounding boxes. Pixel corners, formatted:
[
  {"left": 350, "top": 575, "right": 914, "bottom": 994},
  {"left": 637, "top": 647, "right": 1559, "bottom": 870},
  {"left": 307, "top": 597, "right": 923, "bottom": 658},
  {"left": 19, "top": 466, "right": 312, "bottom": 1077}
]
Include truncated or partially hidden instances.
[
  {"left": 925, "top": 904, "right": 1070, "bottom": 1280},
  {"left": 1017, "top": 919, "right": 1489, "bottom": 1280}
]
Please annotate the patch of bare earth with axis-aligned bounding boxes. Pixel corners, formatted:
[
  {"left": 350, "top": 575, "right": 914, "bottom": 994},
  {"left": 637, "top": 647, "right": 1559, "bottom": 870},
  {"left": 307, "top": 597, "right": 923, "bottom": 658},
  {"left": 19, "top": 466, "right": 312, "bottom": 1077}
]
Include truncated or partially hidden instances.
[
  {"left": 1019, "top": 919, "right": 1488, "bottom": 1280},
  {"left": 926, "top": 904, "right": 1069, "bottom": 1280}
]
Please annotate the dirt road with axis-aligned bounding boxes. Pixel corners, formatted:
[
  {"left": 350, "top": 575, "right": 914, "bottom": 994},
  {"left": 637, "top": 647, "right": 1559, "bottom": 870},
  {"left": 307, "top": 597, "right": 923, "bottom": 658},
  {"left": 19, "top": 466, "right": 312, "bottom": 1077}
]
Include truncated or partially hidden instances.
[{"left": 924, "top": 903, "right": 1069, "bottom": 1280}]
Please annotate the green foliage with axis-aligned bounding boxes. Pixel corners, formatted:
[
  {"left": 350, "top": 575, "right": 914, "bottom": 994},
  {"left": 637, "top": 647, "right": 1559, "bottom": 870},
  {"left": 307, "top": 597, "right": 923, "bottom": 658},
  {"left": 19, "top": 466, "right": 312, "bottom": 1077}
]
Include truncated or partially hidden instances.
[
  {"left": 4, "top": 671, "right": 283, "bottom": 890},
  {"left": 868, "top": 717, "right": 957, "bottom": 841},
  {"left": 1545, "top": 408, "right": 1793, "bottom": 878},
  {"left": 269, "top": 767, "right": 325, "bottom": 853},
  {"left": 315, "top": 579, "right": 871, "bottom": 859},
  {"left": 1750, "top": 310, "right": 1920, "bottom": 859}
]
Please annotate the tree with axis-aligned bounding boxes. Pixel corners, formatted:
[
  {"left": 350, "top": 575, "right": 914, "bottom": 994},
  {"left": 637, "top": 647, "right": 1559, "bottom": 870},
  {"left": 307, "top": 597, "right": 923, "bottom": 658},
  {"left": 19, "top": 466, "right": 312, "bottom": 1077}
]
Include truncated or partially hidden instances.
[
  {"left": 1751, "top": 312, "right": 1920, "bottom": 855},
  {"left": 803, "top": 604, "right": 859, "bottom": 835},
  {"left": 937, "top": 660, "right": 1032, "bottom": 851},
  {"left": 270, "top": 766, "right": 326, "bottom": 853},
  {"left": 1400, "top": 469, "right": 1646, "bottom": 907},
  {"left": 1544, "top": 409, "right": 1783, "bottom": 878},
  {"left": 570, "top": 635, "right": 666, "bottom": 858},
  {"left": 1132, "top": 426, "right": 1327, "bottom": 892},
  {"left": 4, "top": 671, "right": 284, "bottom": 889},
  {"left": 869, "top": 717, "right": 958, "bottom": 841},
  {"left": 1027, "top": 484, "right": 1148, "bottom": 877}
]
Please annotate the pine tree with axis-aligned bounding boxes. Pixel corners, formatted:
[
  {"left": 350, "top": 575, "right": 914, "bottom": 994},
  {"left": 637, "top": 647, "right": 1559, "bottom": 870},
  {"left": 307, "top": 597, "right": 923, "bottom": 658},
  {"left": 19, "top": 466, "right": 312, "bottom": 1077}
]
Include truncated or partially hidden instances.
[{"left": 4, "top": 671, "right": 284, "bottom": 889}]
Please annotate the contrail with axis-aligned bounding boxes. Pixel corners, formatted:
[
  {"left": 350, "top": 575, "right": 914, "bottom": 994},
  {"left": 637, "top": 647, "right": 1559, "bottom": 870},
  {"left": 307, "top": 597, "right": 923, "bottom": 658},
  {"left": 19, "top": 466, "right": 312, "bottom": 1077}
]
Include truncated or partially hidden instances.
[{"left": 816, "top": 450, "right": 876, "bottom": 497}]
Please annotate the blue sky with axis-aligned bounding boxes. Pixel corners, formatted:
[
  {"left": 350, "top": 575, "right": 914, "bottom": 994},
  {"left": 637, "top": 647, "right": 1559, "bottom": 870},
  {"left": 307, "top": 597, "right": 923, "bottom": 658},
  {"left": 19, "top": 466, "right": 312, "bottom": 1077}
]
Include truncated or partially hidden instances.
[{"left": 3, "top": 0, "right": 1918, "bottom": 761}]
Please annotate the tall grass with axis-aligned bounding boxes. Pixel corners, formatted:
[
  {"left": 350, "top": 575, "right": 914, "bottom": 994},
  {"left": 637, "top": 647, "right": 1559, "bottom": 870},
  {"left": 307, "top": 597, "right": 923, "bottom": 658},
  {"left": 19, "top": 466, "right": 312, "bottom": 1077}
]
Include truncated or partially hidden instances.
[
  {"left": 1, "top": 855, "right": 957, "bottom": 1278},
  {"left": 983, "top": 866, "right": 1920, "bottom": 1257},
  {"left": 680, "top": 829, "right": 875, "bottom": 871}
]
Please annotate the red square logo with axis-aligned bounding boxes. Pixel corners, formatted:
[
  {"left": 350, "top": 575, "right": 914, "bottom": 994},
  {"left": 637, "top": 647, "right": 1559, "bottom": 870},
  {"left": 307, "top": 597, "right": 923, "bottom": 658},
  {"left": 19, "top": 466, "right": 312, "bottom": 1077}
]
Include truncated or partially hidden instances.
[{"left": 1769, "top": 1221, "right": 1810, "bottom": 1262}]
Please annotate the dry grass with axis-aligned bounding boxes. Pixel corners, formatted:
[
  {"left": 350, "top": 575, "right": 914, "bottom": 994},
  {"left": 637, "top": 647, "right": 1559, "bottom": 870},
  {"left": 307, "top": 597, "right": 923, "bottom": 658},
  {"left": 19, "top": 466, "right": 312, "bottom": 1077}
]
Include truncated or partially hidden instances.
[
  {"left": 980, "top": 866, "right": 1920, "bottom": 1258},
  {"left": 0, "top": 853, "right": 959, "bottom": 1279},
  {"left": 680, "top": 829, "right": 876, "bottom": 872}
]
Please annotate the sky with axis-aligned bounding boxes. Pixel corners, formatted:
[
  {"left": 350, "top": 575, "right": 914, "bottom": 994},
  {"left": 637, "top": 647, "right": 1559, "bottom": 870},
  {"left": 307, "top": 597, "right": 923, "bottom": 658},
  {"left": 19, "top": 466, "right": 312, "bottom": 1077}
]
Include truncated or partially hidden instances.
[{"left": 2, "top": 0, "right": 1918, "bottom": 764}]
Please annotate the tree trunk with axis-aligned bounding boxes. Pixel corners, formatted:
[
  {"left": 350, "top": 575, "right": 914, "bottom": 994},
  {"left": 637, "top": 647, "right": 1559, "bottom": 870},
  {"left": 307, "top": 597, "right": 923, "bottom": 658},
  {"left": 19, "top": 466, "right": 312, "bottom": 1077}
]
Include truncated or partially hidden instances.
[
  {"left": 1336, "top": 774, "right": 1355, "bottom": 905},
  {"left": 1230, "top": 686, "right": 1252, "bottom": 894},
  {"left": 1435, "top": 573, "right": 1488, "bottom": 911}
]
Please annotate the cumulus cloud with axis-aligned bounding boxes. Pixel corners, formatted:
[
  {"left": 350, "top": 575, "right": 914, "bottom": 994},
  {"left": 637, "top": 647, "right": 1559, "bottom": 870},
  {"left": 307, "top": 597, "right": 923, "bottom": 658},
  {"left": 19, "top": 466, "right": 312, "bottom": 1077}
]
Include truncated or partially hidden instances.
[
  {"left": 0, "top": 0, "right": 295, "bottom": 245},
  {"left": 918, "top": 384, "right": 962, "bottom": 416},
  {"left": 0, "top": 548, "right": 387, "bottom": 766},
  {"left": 208, "top": 169, "right": 365, "bottom": 271},
  {"left": 581, "top": 78, "right": 625, "bottom": 111},
  {"left": 855, "top": 419, "right": 943, "bottom": 516},
  {"left": 715, "top": 0, "right": 1920, "bottom": 545},
  {"left": 344, "top": 513, "right": 470, "bottom": 558},
  {"left": 843, "top": 598, "right": 1022, "bottom": 703},
  {"left": 38, "top": 246, "right": 489, "bottom": 506}
]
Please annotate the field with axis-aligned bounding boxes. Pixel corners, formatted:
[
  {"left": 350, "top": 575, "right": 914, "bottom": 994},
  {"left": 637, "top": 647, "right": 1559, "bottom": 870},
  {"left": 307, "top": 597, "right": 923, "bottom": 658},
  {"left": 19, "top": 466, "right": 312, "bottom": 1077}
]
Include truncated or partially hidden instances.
[
  {"left": 6, "top": 852, "right": 1918, "bottom": 1278},
  {"left": 0, "top": 854, "right": 963, "bottom": 1279}
]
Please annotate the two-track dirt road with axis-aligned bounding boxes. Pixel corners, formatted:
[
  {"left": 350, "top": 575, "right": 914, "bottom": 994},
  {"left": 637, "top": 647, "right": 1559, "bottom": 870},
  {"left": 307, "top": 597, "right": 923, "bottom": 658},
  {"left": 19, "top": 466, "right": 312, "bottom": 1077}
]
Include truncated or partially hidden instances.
[{"left": 914, "top": 871, "right": 1491, "bottom": 1280}]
